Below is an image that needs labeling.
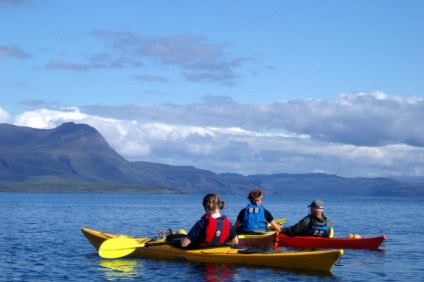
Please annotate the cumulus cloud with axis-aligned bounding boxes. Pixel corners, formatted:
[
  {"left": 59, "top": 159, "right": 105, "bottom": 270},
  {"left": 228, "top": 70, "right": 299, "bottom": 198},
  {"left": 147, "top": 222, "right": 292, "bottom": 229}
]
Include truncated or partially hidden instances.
[
  {"left": 83, "top": 92, "right": 424, "bottom": 147},
  {"left": 14, "top": 107, "right": 88, "bottom": 128},
  {"left": 0, "top": 106, "right": 11, "bottom": 123},
  {"left": 8, "top": 92, "right": 424, "bottom": 179},
  {"left": 13, "top": 107, "right": 152, "bottom": 157}
]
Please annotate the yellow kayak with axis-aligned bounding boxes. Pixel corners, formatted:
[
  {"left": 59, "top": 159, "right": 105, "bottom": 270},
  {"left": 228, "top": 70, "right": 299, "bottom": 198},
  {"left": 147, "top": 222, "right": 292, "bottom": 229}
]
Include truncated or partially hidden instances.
[
  {"left": 236, "top": 218, "right": 287, "bottom": 249},
  {"left": 81, "top": 227, "right": 343, "bottom": 272},
  {"left": 237, "top": 231, "right": 279, "bottom": 248}
]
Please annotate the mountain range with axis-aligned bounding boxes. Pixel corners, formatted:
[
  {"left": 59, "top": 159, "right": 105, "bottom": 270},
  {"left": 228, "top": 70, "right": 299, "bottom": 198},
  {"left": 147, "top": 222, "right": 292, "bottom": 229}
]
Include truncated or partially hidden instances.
[{"left": 1, "top": 122, "right": 423, "bottom": 196}]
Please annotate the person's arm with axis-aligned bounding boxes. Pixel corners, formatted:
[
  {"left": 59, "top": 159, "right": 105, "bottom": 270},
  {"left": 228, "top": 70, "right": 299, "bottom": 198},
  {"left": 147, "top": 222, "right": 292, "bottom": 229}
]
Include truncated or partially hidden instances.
[
  {"left": 283, "top": 217, "right": 310, "bottom": 236},
  {"left": 180, "top": 220, "right": 202, "bottom": 248},
  {"left": 264, "top": 210, "right": 283, "bottom": 232},
  {"left": 269, "top": 220, "right": 283, "bottom": 232},
  {"left": 233, "top": 209, "right": 244, "bottom": 231},
  {"left": 180, "top": 237, "right": 192, "bottom": 247},
  {"left": 228, "top": 223, "right": 239, "bottom": 244},
  {"left": 229, "top": 236, "right": 238, "bottom": 244}
]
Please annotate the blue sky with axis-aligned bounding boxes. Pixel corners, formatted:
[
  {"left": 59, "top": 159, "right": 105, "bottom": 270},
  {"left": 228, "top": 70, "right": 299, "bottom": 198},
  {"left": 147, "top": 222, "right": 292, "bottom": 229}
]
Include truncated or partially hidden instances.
[{"left": 1, "top": 0, "right": 423, "bottom": 180}]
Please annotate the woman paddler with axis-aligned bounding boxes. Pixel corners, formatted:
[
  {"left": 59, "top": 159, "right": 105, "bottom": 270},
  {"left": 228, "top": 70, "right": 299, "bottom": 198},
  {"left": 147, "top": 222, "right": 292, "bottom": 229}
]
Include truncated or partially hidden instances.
[{"left": 180, "top": 193, "right": 239, "bottom": 248}]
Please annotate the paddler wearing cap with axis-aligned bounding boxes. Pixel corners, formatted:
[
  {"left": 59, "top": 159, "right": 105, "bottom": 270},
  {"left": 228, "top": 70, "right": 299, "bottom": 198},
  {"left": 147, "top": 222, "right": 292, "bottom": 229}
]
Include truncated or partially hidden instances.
[{"left": 281, "top": 200, "right": 332, "bottom": 238}]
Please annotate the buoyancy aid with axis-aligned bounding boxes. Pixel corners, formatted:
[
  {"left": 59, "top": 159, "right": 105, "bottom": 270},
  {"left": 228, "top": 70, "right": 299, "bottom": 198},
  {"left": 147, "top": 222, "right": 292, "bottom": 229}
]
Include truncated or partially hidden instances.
[
  {"left": 241, "top": 204, "right": 267, "bottom": 232},
  {"left": 301, "top": 215, "right": 329, "bottom": 237},
  {"left": 199, "top": 215, "right": 231, "bottom": 247}
]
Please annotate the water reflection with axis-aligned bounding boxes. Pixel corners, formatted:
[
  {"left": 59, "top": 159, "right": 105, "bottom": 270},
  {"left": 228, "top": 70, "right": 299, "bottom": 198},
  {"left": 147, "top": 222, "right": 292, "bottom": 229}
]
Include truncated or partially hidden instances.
[
  {"left": 100, "top": 259, "right": 140, "bottom": 280},
  {"left": 194, "top": 262, "right": 336, "bottom": 281},
  {"left": 197, "top": 263, "right": 234, "bottom": 281}
]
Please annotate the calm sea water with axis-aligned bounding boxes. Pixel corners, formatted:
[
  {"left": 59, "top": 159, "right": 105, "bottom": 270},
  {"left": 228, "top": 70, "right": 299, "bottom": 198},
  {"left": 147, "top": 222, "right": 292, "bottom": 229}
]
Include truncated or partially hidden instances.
[{"left": 0, "top": 192, "right": 423, "bottom": 281}]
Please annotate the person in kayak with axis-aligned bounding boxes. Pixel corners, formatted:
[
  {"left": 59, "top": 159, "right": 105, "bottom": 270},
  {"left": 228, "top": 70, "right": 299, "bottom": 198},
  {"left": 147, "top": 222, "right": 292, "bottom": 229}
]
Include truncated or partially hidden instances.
[
  {"left": 281, "top": 200, "right": 332, "bottom": 237},
  {"left": 180, "top": 193, "right": 239, "bottom": 248},
  {"left": 233, "top": 189, "right": 283, "bottom": 233}
]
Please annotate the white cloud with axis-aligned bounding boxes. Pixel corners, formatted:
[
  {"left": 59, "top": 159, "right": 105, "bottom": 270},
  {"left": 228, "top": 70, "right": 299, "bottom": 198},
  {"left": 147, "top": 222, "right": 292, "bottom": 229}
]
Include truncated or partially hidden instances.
[
  {"left": 14, "top": 107, "right": 88, "bottom": 128},
  {"left": 5, "top": 92, "right": 424, "bottom": 179},
  {"left": 82, "top": 92, "right": 424, "bottom": 147},
  {"left": 0, "top": 106, "right": 11, "bottom": 123}
]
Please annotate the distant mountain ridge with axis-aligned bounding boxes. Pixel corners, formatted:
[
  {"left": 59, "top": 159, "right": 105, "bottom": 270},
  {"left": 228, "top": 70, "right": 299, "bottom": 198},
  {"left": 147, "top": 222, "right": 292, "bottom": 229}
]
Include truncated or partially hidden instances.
[{"left": 1, "top": 122, "right": 423, "bottom": 196}]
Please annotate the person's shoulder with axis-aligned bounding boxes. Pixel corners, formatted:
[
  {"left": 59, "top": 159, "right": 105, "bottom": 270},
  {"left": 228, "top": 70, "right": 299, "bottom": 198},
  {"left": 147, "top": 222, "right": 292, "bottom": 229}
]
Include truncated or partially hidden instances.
[
  {"left": 323, "top": 215, "right": 332, "bottom": 224},
  {"left": 301, "top": 215, "right": 312, "bottom": 223},
  {"left": 263, "top": 208, "right": 272, "bottom": 215},
  {"left": 197, "top": 214, "right": 209, "bottom": 224}
]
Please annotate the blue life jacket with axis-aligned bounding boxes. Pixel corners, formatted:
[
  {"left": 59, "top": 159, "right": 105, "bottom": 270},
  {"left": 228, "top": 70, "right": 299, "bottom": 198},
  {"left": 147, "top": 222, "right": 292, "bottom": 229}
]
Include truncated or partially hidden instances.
[
  {"left": 241, "top": 204, "right": 267, "bottom": 232},
  {"left": 301, "top": 219, "right": 329, "bottom": 237}
]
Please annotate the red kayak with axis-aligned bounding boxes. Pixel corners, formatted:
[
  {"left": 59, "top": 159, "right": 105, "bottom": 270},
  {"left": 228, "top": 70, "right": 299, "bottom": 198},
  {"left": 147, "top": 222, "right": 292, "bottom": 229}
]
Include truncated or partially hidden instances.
[{"left": 277, "top": 234, "right": 386, "bottom": 250}]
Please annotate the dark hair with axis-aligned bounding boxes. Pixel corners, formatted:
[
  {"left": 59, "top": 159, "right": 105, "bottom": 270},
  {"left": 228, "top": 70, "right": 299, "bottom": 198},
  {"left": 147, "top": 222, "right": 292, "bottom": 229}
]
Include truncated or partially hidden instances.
[
  {"left": 247, "top": 189, "right": 263, "bottom": 203},
  {"left": 202, "top": 193, "right": 226, "bottom": 212}
]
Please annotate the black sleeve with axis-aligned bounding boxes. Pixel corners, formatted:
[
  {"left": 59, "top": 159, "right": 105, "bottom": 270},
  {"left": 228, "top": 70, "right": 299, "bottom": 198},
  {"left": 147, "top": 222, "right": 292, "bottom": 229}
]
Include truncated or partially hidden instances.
[
  {"left": 264, "top": 209, "right": 274, "bottom": 223},
  {"left": 236, "top": 209, "right": 245, "bottom": 222},
  {"left": 287, "top": 216, "right": 310, "bottom": 236}
]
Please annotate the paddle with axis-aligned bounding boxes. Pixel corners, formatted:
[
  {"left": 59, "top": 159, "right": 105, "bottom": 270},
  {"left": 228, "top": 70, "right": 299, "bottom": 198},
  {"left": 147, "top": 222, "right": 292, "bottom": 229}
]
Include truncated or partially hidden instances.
[
  {"left": 329, "top": 227, "right": 334, "bottom": 238},
  {"left": 268, "top": 218, "right": 287, "bottom": 229},
  {"left": 99, "top": 235, "right": 278, "bottom": 259},
  {"left": 274, "top": 218, "right": 287, "bottom": 225},
  {"left": 99, "top": 237, "right": 178, "bottom": 259}
]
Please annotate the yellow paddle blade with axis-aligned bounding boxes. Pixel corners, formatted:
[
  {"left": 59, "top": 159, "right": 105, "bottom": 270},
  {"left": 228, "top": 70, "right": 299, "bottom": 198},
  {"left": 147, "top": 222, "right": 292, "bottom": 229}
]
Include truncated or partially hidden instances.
[
  {"left": 329, "top": 227, "right": 334, "bottom": 238},
  {"left": 99, "top": 237, "right": 145, "bottom": 259},
  {"left": 268, "top": 218, "right": 287, "bottom": 229},
  {"left": 275, "top": 218, "right": 287, "bottom": 225}
]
